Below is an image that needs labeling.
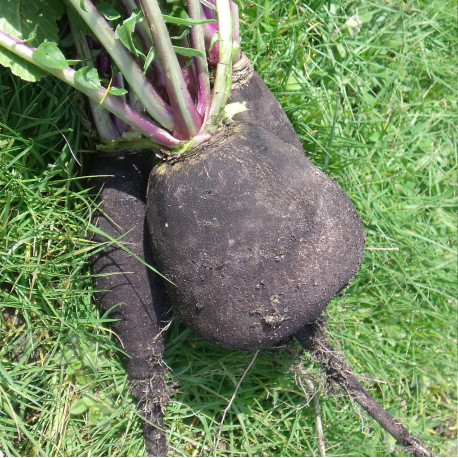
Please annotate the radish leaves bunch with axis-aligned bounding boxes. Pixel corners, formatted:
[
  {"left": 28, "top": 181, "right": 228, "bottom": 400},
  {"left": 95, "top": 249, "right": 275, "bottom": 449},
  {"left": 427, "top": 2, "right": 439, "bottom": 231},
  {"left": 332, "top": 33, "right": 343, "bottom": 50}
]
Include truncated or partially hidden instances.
[{"left": 0, "top": 0, "right": 241, "bottom": 150}]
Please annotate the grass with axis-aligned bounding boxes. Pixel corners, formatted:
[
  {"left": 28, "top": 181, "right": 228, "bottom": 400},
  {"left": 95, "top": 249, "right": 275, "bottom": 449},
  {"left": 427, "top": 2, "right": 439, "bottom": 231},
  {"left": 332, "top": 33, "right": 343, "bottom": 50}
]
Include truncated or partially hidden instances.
[{"left": 0, "top": 0, "right": 457, "bottom": 456}]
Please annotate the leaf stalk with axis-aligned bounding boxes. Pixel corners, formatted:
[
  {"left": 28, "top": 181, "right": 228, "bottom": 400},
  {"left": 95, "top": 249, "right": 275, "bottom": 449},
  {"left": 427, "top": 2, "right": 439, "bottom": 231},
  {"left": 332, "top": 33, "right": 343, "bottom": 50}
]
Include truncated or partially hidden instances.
[
  {"left": 67, "top": 0, "right": 175, "bottom": 131},
  {"left": 70, "top": 24, "right": 120, "bottom": 142},
  {"left": 140, "top": 0, "right": 202, "bottom": 139},
  {"left": 187, "top": 0, "right": 211, "bottom": 117},
  {"left": 206, "top": 0, "right": 233, "bottom": 127},
  {"left": 0, "top": 29, "right": 180, "bottom": 148}
]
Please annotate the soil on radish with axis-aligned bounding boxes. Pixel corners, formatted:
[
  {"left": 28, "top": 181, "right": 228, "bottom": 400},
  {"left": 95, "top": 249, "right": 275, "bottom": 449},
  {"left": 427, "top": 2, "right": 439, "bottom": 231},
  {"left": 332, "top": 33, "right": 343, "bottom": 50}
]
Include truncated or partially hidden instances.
[
  {"left": 229, "top": 55, "right": 303, "bottom": 151},
  {"left": 146, "top": 122, "right": 365, "bottom": 350},
  {"left": 88, "top": 154, "right": 169, "bottom": 455}
]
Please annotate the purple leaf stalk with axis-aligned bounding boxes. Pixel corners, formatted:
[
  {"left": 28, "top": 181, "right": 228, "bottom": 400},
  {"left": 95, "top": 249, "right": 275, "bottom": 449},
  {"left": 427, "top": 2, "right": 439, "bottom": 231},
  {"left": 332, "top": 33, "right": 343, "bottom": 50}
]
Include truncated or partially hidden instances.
[{"left": 0, "top": 0, "right": 241, "bottom": 152}]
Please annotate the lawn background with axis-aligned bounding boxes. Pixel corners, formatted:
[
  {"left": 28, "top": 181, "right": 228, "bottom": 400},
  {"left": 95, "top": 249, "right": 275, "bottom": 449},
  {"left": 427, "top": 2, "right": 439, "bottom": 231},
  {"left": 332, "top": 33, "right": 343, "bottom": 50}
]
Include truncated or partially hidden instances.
[{"left": 0, "top": 0, "right": 456, "bottom": 456}]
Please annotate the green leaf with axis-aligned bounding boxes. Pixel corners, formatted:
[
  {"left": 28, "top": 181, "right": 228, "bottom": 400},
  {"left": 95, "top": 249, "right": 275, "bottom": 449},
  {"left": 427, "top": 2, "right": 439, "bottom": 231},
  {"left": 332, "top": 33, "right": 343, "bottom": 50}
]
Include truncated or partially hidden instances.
[
  {"left": 285, "top": 73, "right": 302, "bottom": 91},
  {"left": 0, "top": 0, "right": 65, "bottom": 44},
  {"left": 173, "top": 46, "right": 204, "bottom": 58},
  {"left": 108, "top": 86, "right": 128, "bottom": 96},
  {"left": 34, "top": 42, "right": 68, "bottom": 70},
  {"left": 67, "top": 360, "right": 82, "bottom": 375},
  {"left": 70, "top": 396, "right": 94, "bottom": 415},
  {"left": 336, "top": 43, "right": 347, "bottom": 59},
  {"left": 222, "top": 102, "right": 248, "bottom": 121},
  {"left": 115, "top": 10, "right": 144, "bottom": 58},
  {"left": 0, "top": 0, "right": 65, "bottom": 81},
  {"left": 208, "top": 32, "right": 218, "bottom": 52},
  {"left": 143, "top": 47, "right": 156, "bottom": 75},
  {"left": 74, "top": 369, "right": 90, "bottom": 385},
  {"left": 75, "top": 66, "right": 102, "bottom": 90},
  {"left": 171, "top": 28, "right": 190, "bottom": 41},
  {"left": 97, "top": 3, "right": 122, "bottom": 21},
  {"left": 88, "top": 404, "right": 111, "bottom": 425},
  {"left": 0, "top": 48, "right": 46, "bottom": 82}
]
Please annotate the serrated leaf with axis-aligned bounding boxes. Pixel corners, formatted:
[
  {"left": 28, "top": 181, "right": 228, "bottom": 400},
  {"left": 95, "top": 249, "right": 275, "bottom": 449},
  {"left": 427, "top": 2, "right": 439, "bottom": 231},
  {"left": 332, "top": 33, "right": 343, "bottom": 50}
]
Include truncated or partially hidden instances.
[
  {"left": 0, "top": 48, "right": 45, "bottom": 82},
  {"left": 34, "top": 42, "right": 68, "bottom": 70},
  {"left": 173, "top": 46, "right": 204, "bottom": 58},
  {"left": 0, "top": 0, "right": 64, "bottom": 44},
  {"left": 0, "top": 0, "right": 65, "bottom": 81},
  {"left": 75, "top": 66, "right": 102, "bottom": 90},
  {"left": 115, "top": 10, "right": 144, "bottom": 58}
]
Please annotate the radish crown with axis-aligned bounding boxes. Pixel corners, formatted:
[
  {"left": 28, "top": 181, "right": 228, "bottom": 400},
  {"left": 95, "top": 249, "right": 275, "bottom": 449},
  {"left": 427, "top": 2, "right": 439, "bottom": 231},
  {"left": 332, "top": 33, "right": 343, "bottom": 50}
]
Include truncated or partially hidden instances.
[{"left": 0, "top": 0, "right": 242, "bottom": 152}]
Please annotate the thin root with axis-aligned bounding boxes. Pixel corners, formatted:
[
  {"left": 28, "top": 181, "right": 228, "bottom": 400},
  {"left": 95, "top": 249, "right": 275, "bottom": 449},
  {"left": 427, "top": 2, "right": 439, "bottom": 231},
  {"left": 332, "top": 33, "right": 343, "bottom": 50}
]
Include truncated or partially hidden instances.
[{"left": 296, "top": 320, "right": 433, "bottom": 458}]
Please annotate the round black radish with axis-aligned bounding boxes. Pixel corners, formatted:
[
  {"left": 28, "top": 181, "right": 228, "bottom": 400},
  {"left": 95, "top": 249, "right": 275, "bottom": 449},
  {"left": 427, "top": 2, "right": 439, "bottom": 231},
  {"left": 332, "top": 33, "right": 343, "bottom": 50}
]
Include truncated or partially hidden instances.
[
  {"left": 146, "top": 122, "right": 365, "bottom": 350},
  {"left": 88, "top": 154, "right": 168, "bottom": 456},
  {"left": 229, "top": 54, "right": 303, "bottom": 151}
]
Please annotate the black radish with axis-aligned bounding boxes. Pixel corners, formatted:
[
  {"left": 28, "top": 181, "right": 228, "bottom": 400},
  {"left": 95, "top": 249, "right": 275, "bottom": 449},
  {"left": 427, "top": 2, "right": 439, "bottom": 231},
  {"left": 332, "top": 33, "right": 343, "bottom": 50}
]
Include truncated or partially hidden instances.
[
  {"left": 0, "top": 0, "right": 432, "bottom": 455},
  {"left": 88, "top": 154, "right": 169, "bottom": 455},
  {"left": 146, "top": 122, "right": 365, "bottom": 349},
  {"left": 229, "top": 54, "right": 303, "bottom": 151}
]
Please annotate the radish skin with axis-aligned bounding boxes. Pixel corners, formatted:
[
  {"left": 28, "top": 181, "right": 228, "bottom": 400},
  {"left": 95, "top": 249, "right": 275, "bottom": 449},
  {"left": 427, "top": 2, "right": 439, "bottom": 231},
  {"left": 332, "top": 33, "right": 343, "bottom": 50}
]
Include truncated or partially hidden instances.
[
  {"left": 146, "top": 122, "right": 365, "bottom": 350},
  {"left": 229, "top": 55, "right": 303, "bottom": 151},
  {"left": 88, "top": 154, "right": 169, "bottom": 456}
]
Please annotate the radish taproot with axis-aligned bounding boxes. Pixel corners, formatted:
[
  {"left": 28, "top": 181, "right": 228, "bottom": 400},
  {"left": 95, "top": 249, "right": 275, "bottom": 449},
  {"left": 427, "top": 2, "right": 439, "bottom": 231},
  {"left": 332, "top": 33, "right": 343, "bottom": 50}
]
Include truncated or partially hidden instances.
[
  {"left": 146, "top": 122, "right": 365, "bottom": 349},
  {"left": 229, "top": 54, "right": 303, "bottom": 151},
  {"left": 0, "top": 0, "right": 432, "bottom": 455},
  {"left": 88, "top": 154, "right": 169, "bottom": 455}
]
